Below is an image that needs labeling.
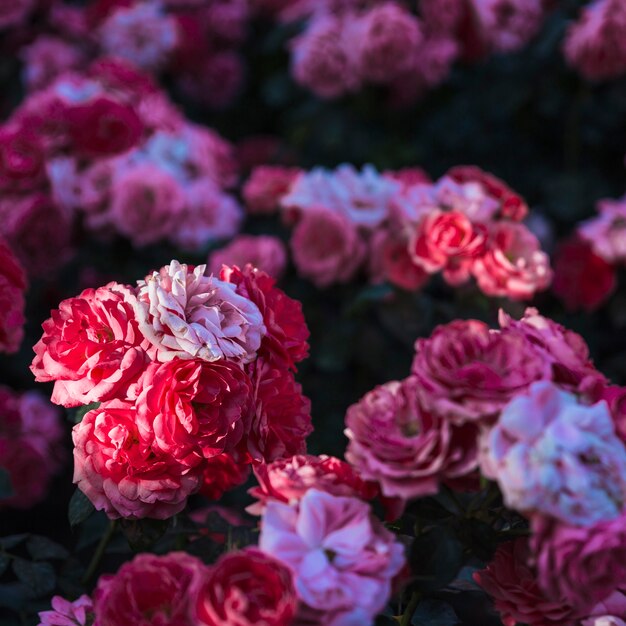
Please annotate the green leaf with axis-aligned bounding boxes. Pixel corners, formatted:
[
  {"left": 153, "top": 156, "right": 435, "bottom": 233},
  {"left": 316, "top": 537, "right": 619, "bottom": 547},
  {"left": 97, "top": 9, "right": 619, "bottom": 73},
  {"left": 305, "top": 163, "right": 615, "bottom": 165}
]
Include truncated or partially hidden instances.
[
  {"left": 412, "top": 599, "right": 458, "bottom": 626},
  {"left": 0, "top": 535, "right": 27, "bottom": 550},
  {"left": 12, "top": 559, "right": 56, "bottom": 596},
  {"left": 0, "top": 468, "right": 14, "bottom": 500},
  {"left": 0, "top": 553, "right": 10, "bottom": 576},
  {"left": 409, "top": 526, "right": 464, "bottom": 593},
  {"left": 71, "top": 402, "right": 100, "bottom": 424},
  {"left": 120, "top": 518, "right": 169, "bottom": 552},
  {"left": 0, "top": 582, "right": 32, "bottom": 611},
  {"left": 68, "top": 489, "right": 95, "bottom": 527},
  {"left": 27, "top": 536, "right": 69, "bottom": 561}
]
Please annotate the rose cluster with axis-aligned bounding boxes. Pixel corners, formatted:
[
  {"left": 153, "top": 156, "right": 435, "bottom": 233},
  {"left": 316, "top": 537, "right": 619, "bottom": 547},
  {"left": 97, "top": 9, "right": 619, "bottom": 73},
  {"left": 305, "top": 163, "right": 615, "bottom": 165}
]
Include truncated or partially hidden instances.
[
  {"left": 258, "top": 0, "right": 549, "bottom": 103},
  {"left": 0, "top": 239, "right": 27, "bottom": 354},
  {"left": 31, "top": 259, "right": 312, "bottom": 519},
  {"left": 244, "top": 162, "right": 551, "bottom": 298},
  {"left": 0, "top": 386, "right": 63, "bottom": 509},
  {"left": 0, "top": 57, "right": 242, "bottom": 275}
]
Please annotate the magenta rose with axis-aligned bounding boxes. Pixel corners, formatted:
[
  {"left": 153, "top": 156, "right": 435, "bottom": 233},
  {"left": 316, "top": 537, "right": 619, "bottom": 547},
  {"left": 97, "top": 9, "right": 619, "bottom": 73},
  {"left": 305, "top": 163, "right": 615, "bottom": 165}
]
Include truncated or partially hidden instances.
[
  {"left": 0, "top": 239, "right": 27, "bottom": 354},
  {"left": 247, "top": 454, "right": 378, "bottom": 515},
  {"left": 412, "top": 319, "right": 550, "bottom": 424},
  {"left": 193, "top": 548, "right": 298, "bottom": 626},
  {"left": 290, "top": 206, "right": 365, "bottom": 288},
  {"left": 135, "top": 358, "right": 252, "bottom": 465},
  {"left": 94, "top": 552, "right": 205, "bottom": 625},
  {"left": 0, "top": 126, "right": 46, "bottom": 192},
  {"left": 242, "top": 165, "right": 300, "bottom": 215},
  {"left": 31, "top": 282, "right": 148, "bottom": 408},
  {"left": 72, "top": 400, "right": 200, "bottom": 519},
  {"left": 474, "top": 538, "right": 582, "bottom": 626}
]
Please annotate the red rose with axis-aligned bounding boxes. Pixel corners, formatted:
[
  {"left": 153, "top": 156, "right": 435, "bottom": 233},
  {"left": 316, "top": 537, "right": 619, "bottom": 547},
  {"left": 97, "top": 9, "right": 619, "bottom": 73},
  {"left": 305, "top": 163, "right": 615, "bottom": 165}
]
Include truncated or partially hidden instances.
[
  {"left": 199, "top": 452, "right": 251, "bottom": 501},
  {"left": 193, "top": 549, "right": 297, "bottom": 626},
  {"left": 0, "top": 239, "right": 27, "bottom": 354},
  {"left": 66, "top": 96, "right": 143, "bottom": 157},
  {"left": 135, "top": 358, "right": 252, "bottom": 466}
]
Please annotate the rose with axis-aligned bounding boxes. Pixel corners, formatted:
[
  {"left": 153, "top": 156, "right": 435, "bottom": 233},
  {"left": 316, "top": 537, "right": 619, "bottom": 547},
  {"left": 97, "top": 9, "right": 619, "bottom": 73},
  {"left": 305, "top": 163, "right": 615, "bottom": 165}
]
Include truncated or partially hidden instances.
[
  {"left": 208, "top": 235, "right": 287, "bottom": 280},
  {"left": 0, "top": 126, "right": 46, "bottom": 191},
  {"left": 242, "top": 166, "right": 300, "bottom": 214},
  {"left": 0, "top": 239, "right": 27, "bottom": 354}
]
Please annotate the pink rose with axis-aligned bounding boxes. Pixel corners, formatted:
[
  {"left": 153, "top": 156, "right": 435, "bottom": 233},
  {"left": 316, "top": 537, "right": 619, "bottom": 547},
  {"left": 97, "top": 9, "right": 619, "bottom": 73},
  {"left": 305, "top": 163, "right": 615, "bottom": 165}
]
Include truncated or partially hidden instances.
[
  {"left": 247, "top": 454, "right": 378, "bottom": 515},
  {"left": 208, "top": 235, "right": 287, "bottom": 279},
  {"left": 73, "top": 400, "right": 201, "bottom": 519},
  {"left": 259, "top": 489, "right": 405, "bottom": 623},
  {"left": 135, "top": 260, "right": 265, "bottom": 363},
  {"left": 0, "top": 126, "right": 46, "bottom": 192},
  {"left": 474, "top": 538, "right": 581, "bottom": 626},
  {"left": 0, "top": 0, "right": 36, "bottom": 28},
  {"left": 38, "top": 595, "right": 93, "bottom": 626},
  {"left": 243, "top": 166, "right": 300, "bottom": 215},
  {"left": 356, "top": 3, "right": 423, "bottom": 83},
  {"left": 579, "top": 194, "right": 626, "bottom": 264},
  {"left": 409, "top": 209, "right": 487, "bottom": 285},
  {"left": 412, "top": 319, "right": 550, "bottom": 424},
  {"left": 290, "top": 207, "right": 365, "bottom": 288},
  {"left": 94, "top": 552, "right": 204, "bottom": 625},
  {"left": 31, "top": 282, "right": 148, "bottom": 408},
  {"left": 193, "top": 549, "right": 298, "bottom": 626},
  {"left": 531, "top": 513, "right": 626, "bottom": 613},
  {"left": 472, "top": 221, "right": 552, "bottom": 300},
  {"left": 135, "top": 358, "right": 251, "bottom": 465},
  {"left": 480, "top": 381, "right": 626, "bottom": 525},
  {"left": 345, "top": 377, "right": 478, "bottom": 500},
  {"left": 0, "top": 239, "right": 27, "bottom": 354}
]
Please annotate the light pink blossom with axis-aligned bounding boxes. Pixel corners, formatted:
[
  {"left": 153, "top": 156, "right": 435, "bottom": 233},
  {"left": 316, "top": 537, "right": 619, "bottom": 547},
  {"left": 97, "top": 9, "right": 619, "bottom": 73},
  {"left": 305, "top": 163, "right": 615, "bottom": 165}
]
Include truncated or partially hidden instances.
[
  {"left": 37, "top": 595, "right": 93, "bottom": 626},
  {"left": 579, "top": 194, "right": 626, "bottom": 264}
]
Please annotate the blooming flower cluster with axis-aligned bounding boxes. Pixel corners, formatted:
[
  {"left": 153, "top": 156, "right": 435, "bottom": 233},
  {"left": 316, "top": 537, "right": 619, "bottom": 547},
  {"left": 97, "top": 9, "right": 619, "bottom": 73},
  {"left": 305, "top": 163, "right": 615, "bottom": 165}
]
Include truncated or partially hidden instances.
[
  {"left": 244, "top": 162, "right": 552, "bottom": 298},
  {"left": 0, "top": 58, "right": 242, "bottom": 269},
  {"left": 0, "top": 386, "right": 63, "bottom": 509},
  {"left": 0, "top": 239, "right": 27, "bottom": 354},
  {"left": 266, "top": 0, "right": 550, "bottom": 102},
  {"left": 31, "top": 259, "right": 312, "bottom": 519}
]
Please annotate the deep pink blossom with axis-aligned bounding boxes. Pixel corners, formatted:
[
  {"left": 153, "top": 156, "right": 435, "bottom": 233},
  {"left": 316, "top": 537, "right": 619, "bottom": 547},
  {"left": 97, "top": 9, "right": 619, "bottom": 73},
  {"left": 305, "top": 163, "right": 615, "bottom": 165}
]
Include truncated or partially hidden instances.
[
  {"left": 208, "top": 235, "right": 287, "bottom": 279},
  {"left": 0, "top": 239, "right": 27, "bottom": 354},
  {"left": 243, "top": 165, "right": 300, "bottom": 214},
  {"left": 37, "top": 595, "right": 93, "bottom": 626}
]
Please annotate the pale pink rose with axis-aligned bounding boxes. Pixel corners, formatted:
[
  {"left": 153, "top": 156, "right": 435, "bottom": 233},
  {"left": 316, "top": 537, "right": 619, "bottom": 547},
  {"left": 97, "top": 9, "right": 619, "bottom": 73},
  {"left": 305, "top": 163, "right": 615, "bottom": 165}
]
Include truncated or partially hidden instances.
[
  {"left": 282, "top": 164, "right": 398, "bottom": 229},
  {"left": 585, "top": 619, "right": 626, "bottom": 626},
  {"left": 0, "top": 0, "right": 36, "bottom": 28},
  {"left": 412, "top": 319, "right": 550, "bottom": 424},
  {"left": 409, "top": 209, "right": 487, "bottom": 285},
  {"left": 135, "top": 260, "right": 265, "bottom": 363},
  {"left": 531, "top": 513, "right": 626, "bottom": 613},
  {"left": 93, "top": 552, "right": 205, "bottom": 625},
  {"left": 585, "top": 590, "right": 626, "bottom": 626},
  {"left": 290, "top": 207, "right": 365, "bottom": 288},
  {"left": 472, "top": 222, "right": 552, "bottom": 299},
  {"left": 291, "top": 13, "right": 362, "bottom": 99},
  {"left": 259, "top": 489, "right": 405, "bottom": 623},
  {"left": 480, "top": 381, "right": 626, "bottom": 525},
  {"left": 579, "top": 195, "right": 626, "bottom": 264},
  {"left": 356, "top": 3, "right": 423, "bottom": 83},
  {"left": 31, "top": 282, "right": 148, "bottom": 407},
  {"left": 38, "top": 595, "right": 93, "bottom": 626},
  {"left": 474, "top": 538, "right": 581, "bottom": 626},
  {"left": 345, "top": 377, "right": 478, "bottom": 500},
  {"left": 73, "top": 400, "right": 201, "bottom": 519},
  {"left": 21, "top": 37, "right": 86, "bottom": 92},
  {"left": 171, "top": 180, "right": 242, "bottom": 251},
  {"left": 135, "top": 358, "right": 251, "bottom": 465},
  {"left": 243, "top": 165, "right": 301, "bottom": 215},
  {"left": 563, "top": 0, "right": 626, "bottom": 81},
  {"left": 109, "top": 163, "right": 186, "bottom": 247},
  {"left": 247, "top": 454, "right": 378, "bottom": 515},
  {"left": 98, "top": 2, "right": 179, "bottom": 72},
  {"left": 208, "top": 235, "right": 287, "bottom": 279}
]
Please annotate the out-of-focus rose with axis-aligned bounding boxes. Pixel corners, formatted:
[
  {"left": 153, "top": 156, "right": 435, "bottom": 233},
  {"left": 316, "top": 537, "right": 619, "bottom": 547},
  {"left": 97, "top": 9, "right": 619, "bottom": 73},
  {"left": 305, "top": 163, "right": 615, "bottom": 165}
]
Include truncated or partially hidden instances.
[
  {"left": 552, "top": 236, "right": 616, "bottom": 312},
  {"left": 290, "top": 207, "right": 365, "bottom": 288},
  {"left": 73, "top": 401, "right": 201, "bottom": 519},
  {"left": 193, "top": 549, "right": 298, "bottom": 626},
  {"left": 136, "top": 358, "right": 251, "bottom": 465},
  {"left": 243, "top": 166, "right": 300, "bottom": 214},
  {"left": 247, "top": 454, "right": 378, "bottom": 515},
  {"left": 220, "top": 264, "right": 310, "bottom": 371},
  {"left": 579, "top": 195, "right": 626, "bottom": 264},
  {"left": 0, "top": 0, "right": 36, "bottom": 28},
  {"left": 356, "top": 3, "right": 423, "bottom": 83},
  {"left": 37, "top": 595, "right": 93, "bottom": 626},
  {"left": 66, "top": 96, "right": 143, "bottom": 157},
  {"left": 531, "top": 513, "right": 626, "bottom": 613},
  {"left": 243, "top": 358, "right": 312, "bottom": 462},
  {"left": 472, "top": 222, "right": 552, "bottom": 299},
  {"left": 0, "top": 127, "right": 46, "bottom": 191},
  {"left": 208, "top": 235, "right": 287, "bottom": 279},
  {"left": 412, "top": 319, "right": 549, "bottom": 424},
  {"left": 31, "top": 282, "right": 148, "bottom": 407},
  {"left": 480, "top": 381, "right": 626, "bottom": 525},
  {"left": 0, "top": 239, "right": 27, "bottom": 354},
  {"left": 135, "top": 260, "right": 265, "bottom": 363},
  {"left": 474, "top": 538, "right": 581, "bottom": 626},
  {"left": 259, "top": 489, "right": 405, "bottom": 624},
  {"left": 345, "top": 377, "right": 478, "bottom": 500},
  {"left": 93, "top": 552, "right": 204, "bottom": 625}
]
